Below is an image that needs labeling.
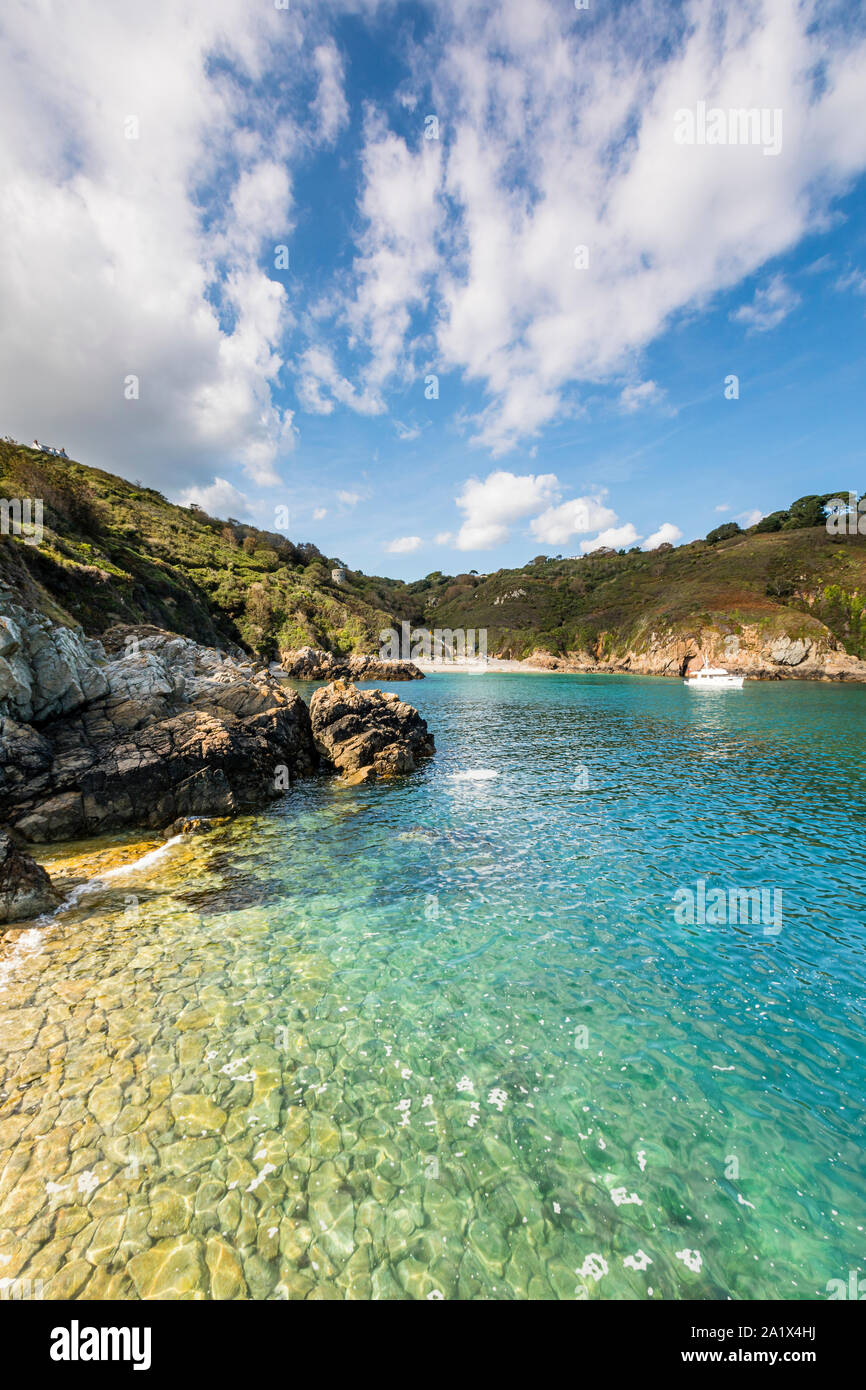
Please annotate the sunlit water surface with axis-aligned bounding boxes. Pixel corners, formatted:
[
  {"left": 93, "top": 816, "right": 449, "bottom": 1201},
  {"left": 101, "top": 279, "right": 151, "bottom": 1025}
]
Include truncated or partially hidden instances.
[{"left": 1, "top": 673, "right": 864, "bottom": 1300}]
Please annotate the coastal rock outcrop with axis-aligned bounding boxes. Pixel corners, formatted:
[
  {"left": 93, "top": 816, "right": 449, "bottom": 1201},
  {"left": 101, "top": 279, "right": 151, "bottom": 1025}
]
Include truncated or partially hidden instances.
[
  {"left": 0, "top": 832, "right": 58, "bottom": 923},
  {"left": 522, "top": 623, "right": 866, "bottom": 682},
  {"left": 0, "top": 605, "right": 436, "bottom": 917},
  {"left": 280, "top": 646, "right": 423, "bottom": 682},
  {"left": 0, "top": 620, "right": 316, "bottom": 845},
  {"left": 309, "top": 680, "right": 434, "bottom": 784},
  {"left": 0, "top": 599, "right": 109, "bottom": 723}
]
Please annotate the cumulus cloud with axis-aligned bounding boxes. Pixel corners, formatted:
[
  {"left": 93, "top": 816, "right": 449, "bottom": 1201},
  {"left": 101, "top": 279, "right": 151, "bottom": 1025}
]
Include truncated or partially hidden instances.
[
  {"left": 6, "top": 0, "right": 866, "bottom": 520},
  {"left": 738, "top": 508, "right": 764, "bottom": 526},
  {"left": 312, "top": 40, "right": 349, "bottom": 145},
  {"left": 385, "top": 535, "right": 422, "bottom": 553},
  {"left": 643, "top": 521, "right": 682, "bottom": 550},
  {"left": 452, "top": 470, "right": 558, "bottom": 549},
  {"left": 580, "top": 524, "right": 642, "bottom": 554},
  {"left": 179, "top": 477, "right": 251, "bottom": 517},
  {"left": 732, "top": 274, "right": 800, "bottom": 333},
  {"left": 331, "top": 0, "right": 866, "bottom": 453},
  {"left": 336, "top": 107, "right": 443, "bottom": 392},
  {"left": 296, "top": 346, "right": 385, "bottom": 417},
  {"left": 338, "top": 489, "right": 361, "bottom": 506},
  {"left": 529, "top": 496, "right": 618, "bottom": 546},
  {"left": 0, "top": 0, "right": 330, "bottom": 491}
]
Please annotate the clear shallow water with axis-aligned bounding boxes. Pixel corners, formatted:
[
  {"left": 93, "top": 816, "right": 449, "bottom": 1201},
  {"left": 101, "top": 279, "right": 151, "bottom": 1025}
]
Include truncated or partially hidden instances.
[{"left": 0, "top": 672, "right": 864, "bottom": 1300}]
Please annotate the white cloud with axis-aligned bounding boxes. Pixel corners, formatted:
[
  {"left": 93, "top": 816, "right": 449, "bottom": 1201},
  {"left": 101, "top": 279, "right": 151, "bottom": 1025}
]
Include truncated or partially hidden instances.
[
  {"left": 313, "top": 506, "right": 328, "bottom": 521},
  {"left": 337, "top": 107, "right": 443, "bottom": 392},
  {"left": 835, "top": 268, "right": 866, "bottom": 297},
  {"left": 732, "top": 274, "right": 800, "bottom": 333},
  {"left": 619, "top": 380, "right": 666, "bottom": 414},
  {"left": 296, "top": 346, "right": 385, "bottom": 417},
  {"left": 337, "top": 0, "right": 866, "bottom": 453},
  {"left": 714, "top": 503, "right": 730, "bottom": 513},
  {"left": 178, "top": 477, "right": 250, "bottom": 518},
  {"left": 395, "top": 420, "right": 421, "bottom": 441},
  {"left": 6, "top": 0, "right": 866, "bottom": 496},
  {"left": 0, "top": 0, "right": 316, "bottom": 491},
  {"left": 338, "top": 489, "right": 361, "bottom": 507},
  {"left": 311, "top": 41, "right": 349, "bottom": 145},
  {"left": 643, "top": 521, "right": 682, "bottom": 550},
  {"left": 385, "top": 535, "right": 422, "bottom": 553},
  {"left": 434, "top": 530, "right": 454, "bottom": 545},
  {"left": 453, "top": 469, "right": 558, "bottom": 549},
  {"left": 580, "top": 524, "right": 641, "bottom": 554},
  {"left": 530, "top": 496, "right": 617, "bottom": 546},
  {"left": 738, "top": 508, "right": 764, "bottom": 526}
]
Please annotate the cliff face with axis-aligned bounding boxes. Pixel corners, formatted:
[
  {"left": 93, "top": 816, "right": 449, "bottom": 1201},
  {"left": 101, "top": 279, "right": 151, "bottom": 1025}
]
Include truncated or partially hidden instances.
[
  {"left": 524, "top": 622, "right": 866, "bottom": 680},
  {"left": 428, "top": 525, "right": 866, "bottom": 675}
]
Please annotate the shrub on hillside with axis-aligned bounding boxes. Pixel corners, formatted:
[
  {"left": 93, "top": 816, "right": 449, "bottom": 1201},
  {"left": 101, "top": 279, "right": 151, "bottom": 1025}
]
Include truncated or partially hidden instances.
[
  {"left": 1, "top": 450, "right": 101, "bottom": 535},
  {"left": 782, "top": 494, "right": 839, "bottom": 530},
  {"left": 705, "top": 521, "right": 742, "bottom": 543},
  {"left": 755, "top": 510, "right": 788, "bottom": 533}
]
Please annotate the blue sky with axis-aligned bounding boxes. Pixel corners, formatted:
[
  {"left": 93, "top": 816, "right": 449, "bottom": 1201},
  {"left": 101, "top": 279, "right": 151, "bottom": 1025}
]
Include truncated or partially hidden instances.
[{"left": 1, "top": 0, "right": 865, "bottom": 578}]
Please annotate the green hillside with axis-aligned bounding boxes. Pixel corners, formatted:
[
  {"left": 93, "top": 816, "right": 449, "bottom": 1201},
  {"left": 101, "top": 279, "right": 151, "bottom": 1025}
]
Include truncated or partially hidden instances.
[
  {"left": 0, "top": 440, "right": 424, "bottom": 656},
  {"left": 424, "top": 512, "right": 866, "bottom": 661},
  {"left": 1, "top": 438, "right": 864, "bottom": 663}
]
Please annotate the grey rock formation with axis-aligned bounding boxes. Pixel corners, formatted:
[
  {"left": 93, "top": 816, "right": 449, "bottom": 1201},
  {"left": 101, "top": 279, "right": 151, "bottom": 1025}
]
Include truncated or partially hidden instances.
[
  {"left": 280, "top": 646, "right": 423, "bottom": 682},
  {"left": 768, "top": 636, "right": 810, "bottom": 666},
  {"left": 309, "top": 680, "right": 434, "bottom": 785},
  {"left": 0, "top": 614, "right": 317, "bottom": 844},
  {"left": 0, "top": 599, "right": 109, "bottom": 723}
]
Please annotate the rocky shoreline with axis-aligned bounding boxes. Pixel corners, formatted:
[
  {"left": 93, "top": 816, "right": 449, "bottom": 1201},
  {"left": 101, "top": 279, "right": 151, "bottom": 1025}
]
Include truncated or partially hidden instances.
[
  {"left": 279, "top": 646, "right": 424, "bottom": 682},
  {"left": 0, "top": 605, "right": 434, "bottom": 926},
  {"left": 510, "top": 626, "right": 866, "bottom": 681}
]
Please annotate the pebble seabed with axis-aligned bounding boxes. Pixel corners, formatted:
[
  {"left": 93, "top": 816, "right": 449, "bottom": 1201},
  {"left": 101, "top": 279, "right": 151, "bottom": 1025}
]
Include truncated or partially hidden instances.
[
  {"left": 0, "top": 672, "right": 863, "bottom": 1300},
  {"left": 0, "top": 820, "right": 694, "bottom": 1303}
]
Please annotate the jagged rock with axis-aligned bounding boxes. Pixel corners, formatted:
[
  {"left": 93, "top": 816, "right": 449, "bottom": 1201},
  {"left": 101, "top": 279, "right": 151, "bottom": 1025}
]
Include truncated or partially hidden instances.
[
  {"left": 0, "top": 602, "right": 436, "bottom": 847},
  {"left": 0, "top": 605, "right": 318, "bottom": 844},
  {"left": 0, "top": 832, "right": 58, "bottom": 925},
  {"left": 2, "top": 688, "right": 316, "bottom": 843},
  {"left": 280, "top": 646, "right": 423, "bottom": 681},
  {"left": 0, "top": 599, "right": 109, "bottom": 723},
  {"left": 309, "top": 680, "right": 434, "bottom": 783}
]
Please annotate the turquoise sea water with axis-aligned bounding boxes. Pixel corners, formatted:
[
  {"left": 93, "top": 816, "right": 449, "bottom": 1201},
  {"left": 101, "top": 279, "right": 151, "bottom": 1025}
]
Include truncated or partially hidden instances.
[{"left": 1, "top": 672, "right": 864, "bottom": 1299}]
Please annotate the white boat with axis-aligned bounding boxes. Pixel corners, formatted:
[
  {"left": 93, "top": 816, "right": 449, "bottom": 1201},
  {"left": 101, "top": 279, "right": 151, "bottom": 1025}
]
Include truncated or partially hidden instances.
[{"left": 684, "top": 656, "right": 745, "bottom": 689}]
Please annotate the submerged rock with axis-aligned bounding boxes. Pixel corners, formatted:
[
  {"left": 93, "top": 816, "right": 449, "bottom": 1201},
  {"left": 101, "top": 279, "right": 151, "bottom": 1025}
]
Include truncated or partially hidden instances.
[
  {"left": 280, "top": 646, "right": 423, "bottom": 682},
  {"left": 0, "top": 831, "right": 59, "bottom": 925},
  {"left": 309, "top": 680, "right": 434, "bottom": 784}
]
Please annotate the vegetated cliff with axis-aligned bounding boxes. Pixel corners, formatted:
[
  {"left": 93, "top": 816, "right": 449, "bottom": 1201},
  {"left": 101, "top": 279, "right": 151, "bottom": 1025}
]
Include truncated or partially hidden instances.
[
  {"left": 2, "top": 438, "right": 864, "bottom": 679},
  {"left": 0, "top": 439, "right": 424, "bottom": 658},
  {"left": 423, "top": 515, "right": 866, "bottom": 679}
]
